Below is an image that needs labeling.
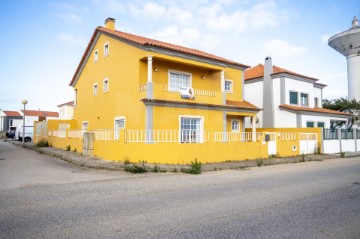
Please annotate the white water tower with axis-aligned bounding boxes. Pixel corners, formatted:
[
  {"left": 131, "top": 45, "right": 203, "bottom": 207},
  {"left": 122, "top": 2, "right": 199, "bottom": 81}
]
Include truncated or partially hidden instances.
[{"left": 329, "top": 16, "right": 360, "bottom": 100}]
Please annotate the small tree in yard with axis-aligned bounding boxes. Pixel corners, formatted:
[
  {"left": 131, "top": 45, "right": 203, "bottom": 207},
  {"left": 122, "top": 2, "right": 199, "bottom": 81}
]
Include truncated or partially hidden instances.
[{"left": 322, "top": 97, "right": 360, "bottom": 130}]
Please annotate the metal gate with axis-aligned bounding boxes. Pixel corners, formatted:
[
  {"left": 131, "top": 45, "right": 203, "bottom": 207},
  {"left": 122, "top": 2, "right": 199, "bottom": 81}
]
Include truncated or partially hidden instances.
[
  {"left": 299, "top": 133, "right": 317, "bottom": 154},
  {"left": 266, "top": 133, "right": 277, "bottom": 156}
]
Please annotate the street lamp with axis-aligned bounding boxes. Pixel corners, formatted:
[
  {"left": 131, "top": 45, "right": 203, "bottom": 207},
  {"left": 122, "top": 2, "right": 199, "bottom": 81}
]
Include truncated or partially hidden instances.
[{"left": 21, "top": 99, "right": 28, "bottom": 144}]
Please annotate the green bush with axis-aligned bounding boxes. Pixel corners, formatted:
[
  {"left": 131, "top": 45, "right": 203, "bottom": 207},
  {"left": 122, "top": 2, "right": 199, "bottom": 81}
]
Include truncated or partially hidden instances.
[
  {"left": 123, "top": 157, "right": 131, "bottom": 164},
  {"left": 65, "top": 145, "right": 71, "bottom": 151},
  {"left": 124, "top": 164, "right": 148, "bottom": 174},
  {"left": 182, "top": 158, "right": 202, "bottom": 174},
  {"left": 36, "top": 138, "right": 49, "bottom": 147}
]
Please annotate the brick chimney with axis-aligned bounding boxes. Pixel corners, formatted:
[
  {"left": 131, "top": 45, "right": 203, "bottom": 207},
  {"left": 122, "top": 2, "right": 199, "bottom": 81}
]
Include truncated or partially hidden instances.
[{"left": 105, "top": 17, "right": 115, "bottom": 30}]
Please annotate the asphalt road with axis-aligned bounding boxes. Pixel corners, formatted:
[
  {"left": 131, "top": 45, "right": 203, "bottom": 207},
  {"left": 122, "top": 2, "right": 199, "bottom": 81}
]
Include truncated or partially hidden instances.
[{"left": 0, "top": 140, "right": 360, "bottom": 239}]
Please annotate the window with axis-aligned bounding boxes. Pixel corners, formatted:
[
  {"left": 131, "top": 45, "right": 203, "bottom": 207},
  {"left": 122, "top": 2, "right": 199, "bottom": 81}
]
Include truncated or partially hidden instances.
[
  {"left": 306, "top": 121, "right": 314, "bottom": 128},
  {"left": 224, "top": 80, "right": 233, "bottom": 93},
  {"left": 94, "top": 49, "right": 98, "bottom": 62},
  {"left": 301, "top": 93, "right": 308, "bottom": 106},
  {"left": 231, "top": 119, "right": 240, "bottom": 132},
  {"left": 114, "top": 117, "right": 125, "bottom": 140},
  {"left": 314, "top": 97, "right": 319, "bottom": 107},
  {"left": 104, "top": 42, "right": 109, "bottom": 56},
  {"left": 317, "top": 122, "right": 325, "bottom": 128},
  {"left": 93, "top": 83, "right": 98, "bottom": 96},
  {"left": 103, "top": 78, "right": 109, "bottom": 92},
  {"left": 179, "top": 116, "right": 203, "bottom": 143},
  {"left": 290, "top": 91, "right": 298, "bottom": 105},
  {"left": 168, "top": 71, "right": 191, "bottom": 92}
]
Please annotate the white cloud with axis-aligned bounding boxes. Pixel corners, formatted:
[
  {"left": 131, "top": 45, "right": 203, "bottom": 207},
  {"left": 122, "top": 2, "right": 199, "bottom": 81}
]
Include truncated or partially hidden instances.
[
  {"left": 54, "top": 13, "right": 82, "bottom": 22},
  {"left": 56, "top": 33, "right": 87, "bottom": 46},
  {"left": 264, "top": 39, "right": 307, "bottom": 58}
]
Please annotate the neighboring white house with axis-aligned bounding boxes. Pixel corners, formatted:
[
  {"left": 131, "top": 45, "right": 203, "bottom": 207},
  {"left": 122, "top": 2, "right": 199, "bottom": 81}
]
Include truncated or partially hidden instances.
[
  {"left": 19, "top": 110, "right": 59, "bottom": 126},
  {"left": 244, "top": 57, "right": 350, "bottom": 128},
  {"left": 57, "top": 101, "right": 74, "bottom": 119}
]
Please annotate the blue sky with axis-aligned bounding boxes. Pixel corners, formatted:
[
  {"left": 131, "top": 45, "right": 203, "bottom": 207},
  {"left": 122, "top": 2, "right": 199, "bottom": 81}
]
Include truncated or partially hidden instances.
[{"left": 0, "top": 0, "right": 359, "bottom": 112}]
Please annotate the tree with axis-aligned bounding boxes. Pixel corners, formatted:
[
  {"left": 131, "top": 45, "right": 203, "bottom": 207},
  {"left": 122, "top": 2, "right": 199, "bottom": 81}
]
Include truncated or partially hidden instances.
[{"left": 322, "top": 97, "right": 360, "bottom": 130}]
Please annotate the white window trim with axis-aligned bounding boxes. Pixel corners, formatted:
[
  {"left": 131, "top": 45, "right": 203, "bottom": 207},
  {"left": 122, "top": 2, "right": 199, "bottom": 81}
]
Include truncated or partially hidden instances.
[
  {"left": 300, "top": 92, "right": 309, "bottom": 106},
  {"left": 168, "top": 69, "right": 192, "bottom": 92},
  {"left": 178, "top": 115, "right": 204, "bottom": 143},
  {"left": 224, "top": 79, "right": 233, "bottom": 93},
  {"left": 103, "top": 78, "right": 109, "bottom": 92},
  {"left": 104, "top": 42, "right": 109, "bottom": 57},
  {"left": 93, "top": 82, "right": 98, "bottom": 96},
  {"left": 94, "top": 49, "right": 98, "bottom": 62},
  {"left": 289, "top": 91, "right": 299, "bottom": 105},
  {"left": 314, "top": 97, "right": 319, "bottom": 107},
  {"left": 231, "top": 119, "right": 240, "bottom": 132}
]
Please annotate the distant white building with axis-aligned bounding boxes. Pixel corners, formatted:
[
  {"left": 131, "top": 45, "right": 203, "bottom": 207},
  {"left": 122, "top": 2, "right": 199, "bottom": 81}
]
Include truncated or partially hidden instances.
[
  {"left": 57, "top": 101, "right": 74, "bottom": 119},
  {"left": 244, "top": 57, "right": 350, "bottom": 129},
  {"left": 19, "top": 110, "right": 59, "bottom": 125}
]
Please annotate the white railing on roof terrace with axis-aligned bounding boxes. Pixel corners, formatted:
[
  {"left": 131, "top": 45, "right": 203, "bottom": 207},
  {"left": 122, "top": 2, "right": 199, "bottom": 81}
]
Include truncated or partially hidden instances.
[
  {"left": 125, "top": 130, "right": 206, "bottom": 143},
  {"left": 163, "top": 85, "right": 216, "bottom": 97},
  {"left": 213, "top": 132, "right": 264, "bottom": 142},
  {"left": 68, "top": 130, "right": 83, "bottom": 138},
  {"left": 90, "top": 129, "right": 120, "bottom": 141}
]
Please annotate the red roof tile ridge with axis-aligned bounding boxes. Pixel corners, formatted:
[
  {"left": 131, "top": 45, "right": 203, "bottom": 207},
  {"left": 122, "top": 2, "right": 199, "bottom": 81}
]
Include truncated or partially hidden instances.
[{"left": 279, "top": 104, "right": 350, "bottom": 116}]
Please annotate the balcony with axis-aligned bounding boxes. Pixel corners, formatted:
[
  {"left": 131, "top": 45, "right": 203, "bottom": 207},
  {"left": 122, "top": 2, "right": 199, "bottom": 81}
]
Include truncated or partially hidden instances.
[{"left": 139, "top": 82, "right": 221, "bottom": 104}]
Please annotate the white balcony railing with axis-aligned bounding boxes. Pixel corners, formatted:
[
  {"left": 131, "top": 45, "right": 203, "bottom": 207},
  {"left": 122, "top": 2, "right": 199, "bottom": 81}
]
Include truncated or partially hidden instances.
[
  {"left": 125, "top": 130, "right": 206, "bottom": 143},
  {"left": 212, "top": 132, "right": 264, "bottom": 142},
  {"left": 163, "top": 85, "right": 216, "bottom": 97}
]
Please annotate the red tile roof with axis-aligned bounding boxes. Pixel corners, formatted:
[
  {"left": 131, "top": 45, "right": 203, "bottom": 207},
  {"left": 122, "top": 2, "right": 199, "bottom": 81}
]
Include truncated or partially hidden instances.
[
  {"left": 21, "top": 110, "right": 59, "bottom": 117},
  {"left": 57, "top": 101, "right": 74, "bottom": 107},
  {"left": 244, "top": 64, "right": 319, "bottom": 81},
  {"left": 279, "top": 104, "right": 350, "bottom": 117},
  {"left": 70, "top": 26, "right": 250, "bottom": 86},
  {"left": 141, "top": 98, "right": 261, "bottom": 111},
  {"left": 3, "top": 111, "right": 21, "bottom": 117}
]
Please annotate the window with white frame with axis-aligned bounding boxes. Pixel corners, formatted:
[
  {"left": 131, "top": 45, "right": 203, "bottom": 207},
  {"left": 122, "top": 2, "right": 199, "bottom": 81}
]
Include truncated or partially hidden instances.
[
  {"left": 231, "top": 119, "right": 240, "bottom": 132},
  {"left": 93, "top": 83, "right": 98, "bottom": 96},
  {"left": 301, "top": 93, "right": 308, "bottom": 106},
  {"left": 94, "top": 49, "right": 98, "bottom": 62},
  {"left": 306, "top": 121, "right": 314, "bottom": 128},
  {"left": 179, "top": 116, "right": 203, "bottom": 143},
  {"left": 103, "top": 78, "right": 109, "bottom": 92},
  {"left": 104, "top": 42, "right": 109, "bottom": 57},
  {"left": 114, "top": 117, "right": 125, "bottom": 140},
  {"left": 168, "top": 71, "right": 191, "bottom": 92},
  {"left": 225, "top": 80, "right": 233, "bottom": 93}
]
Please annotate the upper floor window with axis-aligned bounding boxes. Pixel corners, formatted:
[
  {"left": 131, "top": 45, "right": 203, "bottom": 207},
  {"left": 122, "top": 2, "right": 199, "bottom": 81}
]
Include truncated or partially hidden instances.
[
  {"left": 289, "top": 91, "right": 298, "bottom": 105},
  {"left": 168, "top": 71, "right": 191, "bottom": 92},
  {"left": 301, "top": 93, "right": 308, "bottom": 106},
  {"left": 306, "top": 121, "right": 314, "bottom": 128},
  {"left": 225, "top": 80, "right": 233, "bottom": 93},
  {"left": 231, "top": 119, "right": 240, "bottom": 132},
  {"left": 94, "top": 49, "right": 98, "bottom": 62},
  {"left": 104, "top": 42, "right": 109, "bottom": 57},
  {"left": 103, "top": 78, "right": 109, "bottom": 92},
  {"left": 93, "top": 83, "right": 98, "bottom": 96},
  {"left": 314, "top": 97, "right": 319, "bottom": 107}
]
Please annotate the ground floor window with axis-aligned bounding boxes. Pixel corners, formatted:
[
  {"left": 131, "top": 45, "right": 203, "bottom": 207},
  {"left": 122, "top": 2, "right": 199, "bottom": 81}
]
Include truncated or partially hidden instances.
[{"left": 179, "top": 116, "right": 203, "bottom": 143}]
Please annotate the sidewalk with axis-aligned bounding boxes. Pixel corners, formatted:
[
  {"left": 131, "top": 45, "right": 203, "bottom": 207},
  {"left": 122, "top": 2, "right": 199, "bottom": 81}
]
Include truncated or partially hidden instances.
[{"left": 7, "top": 139, "right": 356, "bottom": 172}]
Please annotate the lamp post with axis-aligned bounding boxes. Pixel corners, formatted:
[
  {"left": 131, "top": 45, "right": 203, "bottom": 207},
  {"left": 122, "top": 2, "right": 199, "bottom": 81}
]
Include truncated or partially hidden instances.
[{"left": 21, "top": 99, "right": 28, "bottom": 144}]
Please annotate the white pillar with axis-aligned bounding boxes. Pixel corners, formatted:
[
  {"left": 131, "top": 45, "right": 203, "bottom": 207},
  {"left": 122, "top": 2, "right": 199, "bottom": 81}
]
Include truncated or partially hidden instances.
[
  {"left": 252, "top": 116, "right": 256, "bottom": 142},
  {"left": 220, "top": 70, "right": 225, "bottom": 92},
  {"left": 147, "top": 55, "right": 153, "bottom": 83}
]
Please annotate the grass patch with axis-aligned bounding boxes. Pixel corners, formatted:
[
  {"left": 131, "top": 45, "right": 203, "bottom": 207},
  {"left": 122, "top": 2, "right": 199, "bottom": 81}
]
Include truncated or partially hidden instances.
[
  {"left": 153, "top": 165, "right": 167, "bottom": 173},
  {"left": 256, "top": 159, "right": 264, "bottom": 167},
  {"left": 36, "top": 138, "right": 49, "bottom": 147},
  {"left": 340, "top": 151, "right": 345, "bottom": 158},
  {"left": 182, "top": 158, "right": 202, "bottom": 174},
  {"left": 124, "top": 164, "right": 148, "bottom": 174}
]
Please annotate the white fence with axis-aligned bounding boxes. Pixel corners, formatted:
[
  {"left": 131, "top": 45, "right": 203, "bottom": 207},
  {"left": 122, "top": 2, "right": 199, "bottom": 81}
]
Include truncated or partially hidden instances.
[
  {"left": 125, "top": 130, "right": 207, "bottom": 143},
  {"left": 323, "top": 128, "right": 360, "bottom": 153},
  {"left": 212, "top": 132, "right": 263, "bottom": 142}
]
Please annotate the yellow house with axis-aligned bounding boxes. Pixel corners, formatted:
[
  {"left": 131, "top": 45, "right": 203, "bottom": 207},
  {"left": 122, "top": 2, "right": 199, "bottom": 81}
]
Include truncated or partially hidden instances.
[
  {"left": 69, "top": 17, "right": 260, "bottom": 147},
  {"left": 33, "top": 18, "right": 324, "bottom": 164}
]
